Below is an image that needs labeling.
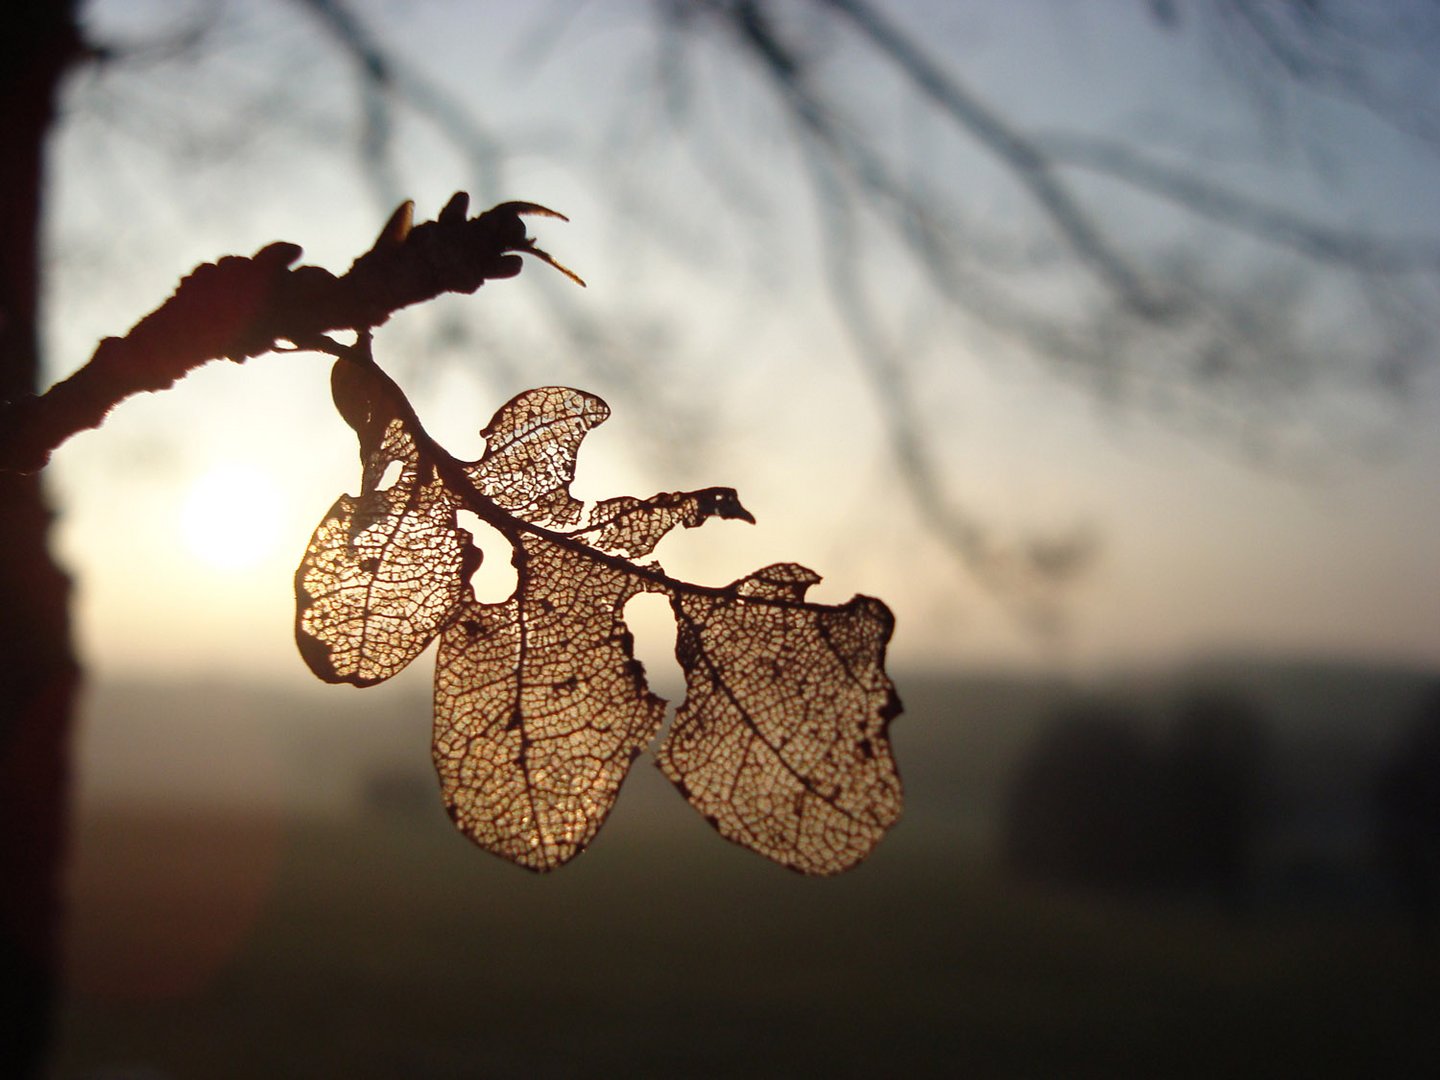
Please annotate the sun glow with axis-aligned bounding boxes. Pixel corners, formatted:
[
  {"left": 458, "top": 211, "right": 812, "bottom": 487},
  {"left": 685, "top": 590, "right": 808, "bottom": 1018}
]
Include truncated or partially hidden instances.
[{"left": 180, "top": 462, "right": 284, "bottom": 572}]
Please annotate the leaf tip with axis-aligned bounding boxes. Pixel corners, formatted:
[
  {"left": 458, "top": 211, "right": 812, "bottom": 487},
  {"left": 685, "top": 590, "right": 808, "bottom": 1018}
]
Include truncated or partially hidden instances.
[
  {"left": 253, "top": 240, "right": 303, "bottom": 269},
  {"left": 527, "top": 245, "right": 586, "bottom": 287},
  {"left": 374, "top": 200, "right": 415, "bottom": 250},
  {"left": 439, "top": 191, "right": 470, "bottom": 223},
  {"left": 705, "top": 487, "right": 755, "bottom": 525},
  {"left": 496, "top": 201, "right": 570, "bottom": 222}
]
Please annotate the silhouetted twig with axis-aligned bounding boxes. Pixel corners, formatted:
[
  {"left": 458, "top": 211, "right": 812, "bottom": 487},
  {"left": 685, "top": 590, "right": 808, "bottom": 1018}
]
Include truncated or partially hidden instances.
[{"left": 0, "top": 195, "right": 580, "bottom": 473}]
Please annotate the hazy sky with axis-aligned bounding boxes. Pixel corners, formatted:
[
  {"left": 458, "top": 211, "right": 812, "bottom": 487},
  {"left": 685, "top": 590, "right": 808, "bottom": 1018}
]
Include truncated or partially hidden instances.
[{"left": 38, "top": 0, "right": 1440, "bottom": 687}]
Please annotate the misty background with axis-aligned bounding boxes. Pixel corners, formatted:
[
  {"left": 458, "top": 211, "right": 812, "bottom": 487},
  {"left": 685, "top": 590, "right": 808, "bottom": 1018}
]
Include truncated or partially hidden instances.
[{"left": 30, "top": 1, "right": 1440, "bottom": 1075}]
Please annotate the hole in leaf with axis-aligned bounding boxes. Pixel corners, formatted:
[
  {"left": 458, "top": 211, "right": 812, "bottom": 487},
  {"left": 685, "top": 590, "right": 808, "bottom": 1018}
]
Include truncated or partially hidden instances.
[
  {"left": 622, "top": 592, "right": 682, "bottom": 706},
  {"left": 457, "top": 510, "right": 517, "bottom": 603},
  {"left": 375, "top": 460, "right": 403, "bottom": 491}
]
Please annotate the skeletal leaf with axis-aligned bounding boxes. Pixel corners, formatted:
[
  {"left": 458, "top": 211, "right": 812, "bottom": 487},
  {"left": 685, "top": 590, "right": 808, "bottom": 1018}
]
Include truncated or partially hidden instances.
[
  {"left": 661, "top": 566, "right": 903, "bottom": 876},
  {"left": 433, "top": 534, "right": 664, "bottom": 870},
  {"left": 577, "top": 487, "right": 755, "bottom": 559},
  {"left": 296, "top": 349, "right": 904, "bottom": 874},
  {"left": 464, "top": 387, "right": 609, "bottom": 529},
  {"left": 295, "top": 363, "right": 469, "bottom": 685}
]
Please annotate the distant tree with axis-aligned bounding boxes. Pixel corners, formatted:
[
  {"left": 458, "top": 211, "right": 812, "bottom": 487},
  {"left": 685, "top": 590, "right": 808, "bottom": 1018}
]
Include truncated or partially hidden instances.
[
  {"left": 1002, "top": 700, "right": 1161, "bottom": 889},
  {"left": 1373, "top": 684, "right": 1440, "bottom": 946},
  {"left": 1002, "top": 688, "right": 1273, "bottom": 904},
  {"left": 1161, "top": 688, "right": 1272, "bottom": 908}
]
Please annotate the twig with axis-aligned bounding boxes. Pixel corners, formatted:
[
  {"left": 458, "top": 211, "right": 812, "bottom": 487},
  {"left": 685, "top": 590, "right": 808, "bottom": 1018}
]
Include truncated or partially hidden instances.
[{"left": 0, "top": 194, "right": 581, "bottom": 473}]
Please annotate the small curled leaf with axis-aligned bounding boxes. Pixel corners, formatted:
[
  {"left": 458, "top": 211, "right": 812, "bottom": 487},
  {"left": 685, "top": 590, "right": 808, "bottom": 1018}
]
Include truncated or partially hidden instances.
[
  {"left": 294, "top": 470, "right": 469, "bottom": 686},
  {"left": 295, "top": 365, "right": 468, "bottom": 686}
]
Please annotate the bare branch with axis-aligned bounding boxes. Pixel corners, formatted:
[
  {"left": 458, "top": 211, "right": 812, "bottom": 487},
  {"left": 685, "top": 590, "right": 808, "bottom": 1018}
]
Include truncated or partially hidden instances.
[
  {"left": 0, "top": 196, "right": 579, "bottom": 473},
  {"left": 808, "top": 152, "right": 1092, "bottom": 629},
  {"left": 296, "top": 0, "right": 506, "bottom": 206},
  {"left": 1037, "top": 131, "right": 1440, "bottom": 274},
  {"left": 1212, "top": 0, "right": 1440, "bottom": 154},
  {"left": 682, "top": 0, "right": 1440, "bottom": 456},
  {"left": 811, "top": 0, "right": 1169, "bottom": 317}
]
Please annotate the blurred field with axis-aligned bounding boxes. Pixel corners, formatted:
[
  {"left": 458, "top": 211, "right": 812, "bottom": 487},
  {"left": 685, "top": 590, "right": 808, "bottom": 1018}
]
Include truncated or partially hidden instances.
[{"left": 51, "top": 664, "right": 1440, "bottom": 1077}]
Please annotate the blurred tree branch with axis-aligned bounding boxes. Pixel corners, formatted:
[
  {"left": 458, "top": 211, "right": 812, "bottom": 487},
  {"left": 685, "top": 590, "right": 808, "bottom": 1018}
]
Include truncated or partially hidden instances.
[
  {"left": 647, "top": 0, "right": 1440, "bottom": 615},
  {"left": 296, "top": 0, "right": 506, "bottom": 208}
]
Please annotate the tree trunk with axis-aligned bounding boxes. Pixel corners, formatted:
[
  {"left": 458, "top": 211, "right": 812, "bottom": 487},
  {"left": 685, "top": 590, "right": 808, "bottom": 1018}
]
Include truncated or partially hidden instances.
[{"left": 1, "top": 3, "right": 83, "bottom": 1075}]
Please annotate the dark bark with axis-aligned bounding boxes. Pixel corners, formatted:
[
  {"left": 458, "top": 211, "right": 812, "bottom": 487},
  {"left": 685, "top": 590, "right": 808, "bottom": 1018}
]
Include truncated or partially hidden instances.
[
  {"left": 0, "top": 3, "right": 83, "bottom": 1075},
  {"left": 0, "top": 197, "right": 581, "bottom": 474}
]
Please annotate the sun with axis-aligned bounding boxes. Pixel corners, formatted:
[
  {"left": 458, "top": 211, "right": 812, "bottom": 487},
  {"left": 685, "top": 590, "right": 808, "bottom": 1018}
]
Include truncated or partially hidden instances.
[{"left": 179, "top": 462, "right": 284, "bottom": 572}]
